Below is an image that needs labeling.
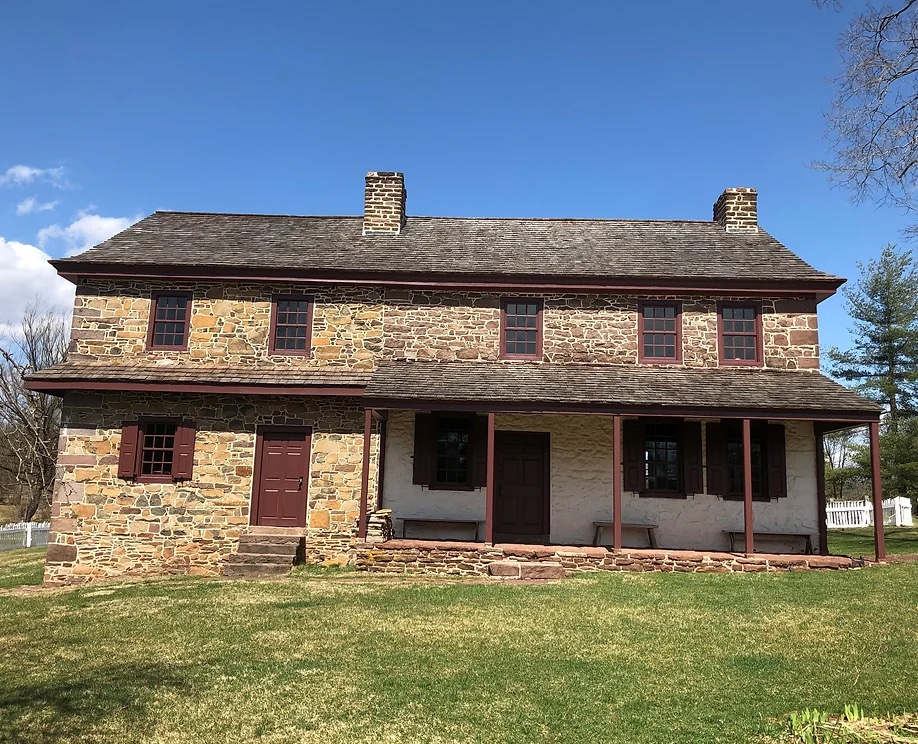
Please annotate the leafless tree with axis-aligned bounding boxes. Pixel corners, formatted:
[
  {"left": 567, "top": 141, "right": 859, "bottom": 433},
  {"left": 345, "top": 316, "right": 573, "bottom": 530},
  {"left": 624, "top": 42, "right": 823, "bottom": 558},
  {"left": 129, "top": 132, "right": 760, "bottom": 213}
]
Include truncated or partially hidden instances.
[
  {"left": 0, "top": 303, "right": 68, "bottom": 521},
  {"left": 818, "top": 1, "right": 918, "bottom": 232}
]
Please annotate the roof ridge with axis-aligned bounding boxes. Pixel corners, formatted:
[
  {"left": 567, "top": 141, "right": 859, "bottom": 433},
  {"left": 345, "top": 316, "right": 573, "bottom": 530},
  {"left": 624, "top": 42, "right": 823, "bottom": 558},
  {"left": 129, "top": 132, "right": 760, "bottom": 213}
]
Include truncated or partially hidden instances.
[{"left": 151, "top": 210, "right": 717, "bottom": 225}]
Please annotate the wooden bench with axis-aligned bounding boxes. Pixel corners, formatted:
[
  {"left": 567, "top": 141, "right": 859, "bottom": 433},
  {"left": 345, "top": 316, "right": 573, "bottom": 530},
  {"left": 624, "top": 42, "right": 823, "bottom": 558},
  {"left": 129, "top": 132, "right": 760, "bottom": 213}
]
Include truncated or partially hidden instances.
[
  {"left": 593, "top": 521, "right": 658, "bottom": 549},
  {"left": 724, "top": 530, "right": 813, "bottom": 555},
  {"left": 401, "top": 518, "right": 482, "bottom": 541}
]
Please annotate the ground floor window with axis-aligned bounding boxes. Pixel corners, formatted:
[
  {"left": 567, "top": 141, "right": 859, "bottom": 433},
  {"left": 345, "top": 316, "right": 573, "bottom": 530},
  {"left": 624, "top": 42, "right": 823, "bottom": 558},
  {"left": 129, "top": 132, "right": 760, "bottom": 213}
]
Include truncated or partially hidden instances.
[
  {"left": 644, "top": 422, "right": 680, "bottom": 493},
  {"left": 434, "top": 415, "right": 472, "bottom": 487}
]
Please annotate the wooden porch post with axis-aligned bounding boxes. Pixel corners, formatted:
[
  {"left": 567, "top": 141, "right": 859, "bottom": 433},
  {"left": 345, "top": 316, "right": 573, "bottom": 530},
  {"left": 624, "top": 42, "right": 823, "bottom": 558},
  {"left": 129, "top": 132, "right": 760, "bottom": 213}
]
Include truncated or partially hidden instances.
[
  {"left": 742, "top": 418, "right": 754, "bottom": 557},
  {"left": 869, "top": 421, "right": 886, "bottom": 561},
  {"left": 485, "top": 412, "right": 496, "bottom": 544},
  {"left": 357, "top": 407, "right": 373, "bottom": 540},
  {"left": 612, "top": 414, "right": 622, "bottom": 551},
  {"left": 814, "top": 423, "right": 829, "bottom": 555}
]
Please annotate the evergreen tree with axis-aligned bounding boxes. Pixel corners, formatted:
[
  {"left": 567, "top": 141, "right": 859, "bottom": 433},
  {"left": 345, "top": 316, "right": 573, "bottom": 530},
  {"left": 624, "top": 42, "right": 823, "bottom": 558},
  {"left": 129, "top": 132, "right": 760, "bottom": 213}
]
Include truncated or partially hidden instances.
[{"left": 828, "top": 245, "right": 918, "bottom": 433}]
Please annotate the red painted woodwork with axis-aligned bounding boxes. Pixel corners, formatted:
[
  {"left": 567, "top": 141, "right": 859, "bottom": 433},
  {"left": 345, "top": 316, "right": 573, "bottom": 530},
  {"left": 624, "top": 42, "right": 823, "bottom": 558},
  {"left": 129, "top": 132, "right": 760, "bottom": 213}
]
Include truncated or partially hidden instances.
[
  {"left": 269, "top": 294, "right": 314, "bottom": 356},
  {"left": 252, "top": 428, "right": 312, "bottom": 528},
  {"left": 869, "top": 421, "right": 886, "bottom": 561},
  {"left": 412, "top": 413, "right": 434, "bottom": 485},
  {"left": 484, "top": 413, "right": 495, "bottom": 544},
  {"left": 54, "top": 260, "right": 845, "bottom": 299},
  {"left": 717, "top": 302, "right": 764, "bottom": 366},
  {"left": 26, "top": 379, "right": 367, "bottom": 397},
  {"left": 612, "top": 414, "right": 622, "bottom": 550},
  {"left": 622, "top": 419, "right": 644, "bottom": 492},
  {"left": 682, "top": 421, "right": 704, "bottom": 494},
  {"left": 117, "top": 421, "right": 140, "bottom": 479},
  {"left": 493, "top": 431, "right": 550, "bottom": 543},
  {"left": 358, "top": 408, "right": 373, "bottom": 539},
  {"left": 742, "top": 418, "right": 754, "bottom": 556},
  {"left": 638, "top": 301, "right": 683, "bottom": 364},
  {"left": 814, "top": 423, "right": 829, "bottom": 555},
  {"left": 146, "top": 291, "right": 192, "bottom": 351},
  {"left": 173, "top": 421, "right": 197, "bottom": 481},
  {"left": 765, "top": 424, "right": 787, "bottom": 498},
  {"left": 472, "top": 415, "right": 488, "bottom": 487},
  {"left": 499, "top": 298, "right": 543, "bottom": 360}
]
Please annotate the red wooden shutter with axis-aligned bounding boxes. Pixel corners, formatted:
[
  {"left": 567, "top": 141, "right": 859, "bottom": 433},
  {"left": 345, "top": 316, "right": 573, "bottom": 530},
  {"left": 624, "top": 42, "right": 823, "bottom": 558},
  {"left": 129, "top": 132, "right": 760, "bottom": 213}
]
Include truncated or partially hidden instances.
[
  {"left": 682, "top": 421, "right": 703, "bottom": 494},
  {"left": 472, "top": 415, "right": 488, "bottom": 487},
  {"left": 173, "top": 420, "right": 197, "bottom": 481},
  {"left": 117, "top": 421, "right": 140, "bottom": 480},
  {"left": 412, "top": 413, "right": 434, "bottom": 485},
  {"left": 766, "top": 424, "right": 787, "bottom": 498},
  {"left": 705, "top": 422, "right": 727, "bottom": 496},
  {"left": 622, "top": 419, "right": 645, "bottom": 492}
]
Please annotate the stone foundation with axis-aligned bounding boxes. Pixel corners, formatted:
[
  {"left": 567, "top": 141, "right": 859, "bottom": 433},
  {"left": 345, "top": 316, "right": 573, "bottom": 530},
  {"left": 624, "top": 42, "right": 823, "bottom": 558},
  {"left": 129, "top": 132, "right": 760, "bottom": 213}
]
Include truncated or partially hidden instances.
[{"left": 355, "top": 540, "right": 859, "bottom": 576}]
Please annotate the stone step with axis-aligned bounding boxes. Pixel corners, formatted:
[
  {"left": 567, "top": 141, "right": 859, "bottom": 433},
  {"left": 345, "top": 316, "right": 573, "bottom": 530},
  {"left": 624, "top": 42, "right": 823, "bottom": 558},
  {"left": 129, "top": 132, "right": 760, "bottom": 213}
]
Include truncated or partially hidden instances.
[
  {"left": 224, "top": 552, "right": 295, "bottom": 566},
  {"left": 237, "top": 541, "right": 299, "bottom": 556},
  {"left": 488, "top": 561, "right": 566, "bottom": 580},
  {"left": 246, "top": 526, "right": 307, "bottom": 537},
  {"left": 222, "top": 563, "right": 292, "bottom": 579}
]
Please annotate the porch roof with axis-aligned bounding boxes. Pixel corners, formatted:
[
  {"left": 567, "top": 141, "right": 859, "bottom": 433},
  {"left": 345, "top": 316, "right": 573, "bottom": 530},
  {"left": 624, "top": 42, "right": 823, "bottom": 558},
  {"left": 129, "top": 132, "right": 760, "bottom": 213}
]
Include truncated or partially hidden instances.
[{"left": 365, "top": 361, "right": 881, "bottom": 421}]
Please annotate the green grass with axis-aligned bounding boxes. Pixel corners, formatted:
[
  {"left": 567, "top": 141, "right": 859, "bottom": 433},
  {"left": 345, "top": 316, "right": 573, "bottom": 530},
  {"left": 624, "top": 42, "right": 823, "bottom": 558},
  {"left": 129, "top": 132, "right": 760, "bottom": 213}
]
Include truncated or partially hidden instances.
[
  {"left": 829, "top": 526, "right": 918, "bottom": 558},
  {"left": 0, "top": 548, "right": 46, "bottom": 589},
  {"left": 1, "top": 555, "right": 917, "bottom": 743}
]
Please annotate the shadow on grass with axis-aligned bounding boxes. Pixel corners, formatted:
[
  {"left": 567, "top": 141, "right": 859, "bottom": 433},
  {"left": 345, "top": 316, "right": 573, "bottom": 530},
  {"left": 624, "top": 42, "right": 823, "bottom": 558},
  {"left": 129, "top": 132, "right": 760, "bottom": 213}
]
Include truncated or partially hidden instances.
[{"left": 0, "top": 661, "right": 192, "bottom": 743}]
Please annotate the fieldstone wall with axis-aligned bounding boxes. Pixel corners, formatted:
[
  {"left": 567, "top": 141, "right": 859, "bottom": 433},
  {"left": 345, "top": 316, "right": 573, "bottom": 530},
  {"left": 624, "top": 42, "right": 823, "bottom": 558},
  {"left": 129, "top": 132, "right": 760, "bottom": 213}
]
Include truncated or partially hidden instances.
[
  {"left": 69, "top": 280, "right": 384, "bottom": 370},
  {"left": 44, "top": 392, "right": 379, "bottom": 585},
  {"left": 70, "top": 281, "right": 819, "bottom": 371},
  {"left": 355, "top": 540, "right": 857, "bottom": 576}
]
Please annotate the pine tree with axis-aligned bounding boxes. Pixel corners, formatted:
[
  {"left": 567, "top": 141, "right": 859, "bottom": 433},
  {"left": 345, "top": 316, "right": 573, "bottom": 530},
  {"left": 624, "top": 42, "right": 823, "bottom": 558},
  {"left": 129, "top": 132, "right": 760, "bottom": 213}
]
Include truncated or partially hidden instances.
[{"left": 828, "top": 244, "right": 918, "bottom": 433}]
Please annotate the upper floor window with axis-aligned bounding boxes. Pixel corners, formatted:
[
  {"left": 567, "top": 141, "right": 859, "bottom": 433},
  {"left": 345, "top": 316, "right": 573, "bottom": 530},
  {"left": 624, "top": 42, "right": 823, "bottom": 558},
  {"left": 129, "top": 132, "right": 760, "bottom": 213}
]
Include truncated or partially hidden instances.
[
  {"left": 147, "top": 292, "right": 191, "bottom": 350},
  {"left": 500, "top": 299, "right": 542, "bottom": 359},
  {"left": 719, "top": 303, "right": 761, "bottom": 365},
  {"left": 270, "top": 295, "right": 313, "bottom": 356},
  {"left": 638, "top": 302, "right": 681, "bottom": 363}
]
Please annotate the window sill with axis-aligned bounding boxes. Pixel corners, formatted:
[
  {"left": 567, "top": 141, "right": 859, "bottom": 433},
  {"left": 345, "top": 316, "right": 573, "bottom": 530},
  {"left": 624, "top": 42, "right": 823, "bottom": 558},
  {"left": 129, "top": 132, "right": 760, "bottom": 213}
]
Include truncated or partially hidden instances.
[
  {"left": 135, "top": 475, "right": 175, "bottom": 484},
  {"left": 638, "top": 491, "right": 687, "bottom": 499},
  {"left": 719, "top": 359, "right": 763, "bottom": 367},
  {"left": 268, "top": 349, "right": 313, "bottom": 357},
  {"left": 428, "top": 484, "right": 477, "bottom": 492},
  {"left": 637, "top": 358, "right": 683, "bottom": 365}
]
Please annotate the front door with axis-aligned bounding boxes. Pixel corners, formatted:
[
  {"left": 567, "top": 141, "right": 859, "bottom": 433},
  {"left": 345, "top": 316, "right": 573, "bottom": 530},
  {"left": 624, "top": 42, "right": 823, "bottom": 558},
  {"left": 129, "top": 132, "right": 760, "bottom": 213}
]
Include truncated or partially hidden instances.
[
  {"left": 252, "top": 428, "right": 312, "bottom": 527},
  {"left": 494, "top": 431, "right": 550, "bottom": 543}
]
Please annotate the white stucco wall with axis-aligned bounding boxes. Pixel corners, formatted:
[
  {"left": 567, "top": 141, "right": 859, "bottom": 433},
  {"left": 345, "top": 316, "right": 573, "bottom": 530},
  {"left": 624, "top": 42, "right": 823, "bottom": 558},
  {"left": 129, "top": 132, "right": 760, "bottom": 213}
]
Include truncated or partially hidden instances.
[{"left": 381, "top": 411, "right": 819, "bottom": 552}]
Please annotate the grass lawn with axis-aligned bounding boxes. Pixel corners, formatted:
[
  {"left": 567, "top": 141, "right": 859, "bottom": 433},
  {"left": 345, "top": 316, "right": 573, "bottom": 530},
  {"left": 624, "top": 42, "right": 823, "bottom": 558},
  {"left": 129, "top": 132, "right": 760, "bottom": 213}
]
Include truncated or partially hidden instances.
[
  {"left": 0, "top": 552, "right": 916, "bottom": 743},
  {"left": 0, "top": 548, "right": 46, "bottom": 589},
  {"left": 829, "top": 526, "right": 918, "bottom": 558}
]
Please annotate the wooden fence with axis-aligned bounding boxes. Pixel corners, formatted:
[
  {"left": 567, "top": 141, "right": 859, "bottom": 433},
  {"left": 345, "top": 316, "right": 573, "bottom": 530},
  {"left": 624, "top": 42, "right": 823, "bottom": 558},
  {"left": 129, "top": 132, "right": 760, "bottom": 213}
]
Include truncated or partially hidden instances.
[
  {"left": 826, "top": 497, "right": 913, "bottom": 529},
  {"left": 0, "top": 521, "right": 51, "bottom": 551}
]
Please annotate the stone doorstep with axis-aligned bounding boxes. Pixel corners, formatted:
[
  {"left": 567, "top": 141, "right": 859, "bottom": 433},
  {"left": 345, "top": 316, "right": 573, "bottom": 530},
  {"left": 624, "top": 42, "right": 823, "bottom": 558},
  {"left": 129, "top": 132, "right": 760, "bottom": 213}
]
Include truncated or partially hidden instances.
[
  {"left": 236, "top": 542, "right": 299, "bottom": 557},
  {"left": 224, "top": 552, "right": 294, "bottom": 566}
]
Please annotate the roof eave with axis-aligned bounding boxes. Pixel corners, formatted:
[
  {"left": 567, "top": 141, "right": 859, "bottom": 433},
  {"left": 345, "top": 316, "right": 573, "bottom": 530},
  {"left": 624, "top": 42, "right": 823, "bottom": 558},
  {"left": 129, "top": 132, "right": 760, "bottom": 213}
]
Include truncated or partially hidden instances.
[{"left": 50, "top": 260, "right": 846, "bottom": 300}]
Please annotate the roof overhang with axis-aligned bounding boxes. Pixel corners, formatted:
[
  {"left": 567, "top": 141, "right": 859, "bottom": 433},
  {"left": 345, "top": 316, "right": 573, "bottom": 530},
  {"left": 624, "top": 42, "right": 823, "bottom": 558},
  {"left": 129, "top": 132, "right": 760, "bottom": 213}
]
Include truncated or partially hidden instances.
[
  {"left": 50, "top": 261, "right": 846, "bottom": 300},
  {"left": 26, "top": 379, "right": 367, "bottom": 397}
]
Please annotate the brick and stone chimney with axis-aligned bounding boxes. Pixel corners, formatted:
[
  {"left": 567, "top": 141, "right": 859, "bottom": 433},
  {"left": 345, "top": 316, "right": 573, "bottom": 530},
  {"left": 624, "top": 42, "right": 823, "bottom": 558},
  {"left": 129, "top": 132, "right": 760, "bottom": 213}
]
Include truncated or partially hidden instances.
[
  {"left": 363, "top": 172, "right": 406, "bottom": 235},
  {"left": 713, "top": 187, "right": 758, "bottom": 233}
]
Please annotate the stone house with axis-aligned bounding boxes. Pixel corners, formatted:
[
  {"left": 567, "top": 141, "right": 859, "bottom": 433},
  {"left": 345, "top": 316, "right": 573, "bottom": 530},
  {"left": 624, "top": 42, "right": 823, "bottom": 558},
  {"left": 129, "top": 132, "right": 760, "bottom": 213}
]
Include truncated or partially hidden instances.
[{"left": 27, "top": 172, "right": 885, "bottom": 584}]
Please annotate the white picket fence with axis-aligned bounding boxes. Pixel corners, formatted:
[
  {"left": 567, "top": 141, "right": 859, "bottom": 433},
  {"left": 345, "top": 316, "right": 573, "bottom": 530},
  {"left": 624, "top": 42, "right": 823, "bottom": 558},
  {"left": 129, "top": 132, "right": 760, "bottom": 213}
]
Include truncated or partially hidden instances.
[
  {"left": 0, "top": 521, "right": 51, "bottom": 551},
  {"left": 826, "top": 497, "right": 913, "bottom": 529}
]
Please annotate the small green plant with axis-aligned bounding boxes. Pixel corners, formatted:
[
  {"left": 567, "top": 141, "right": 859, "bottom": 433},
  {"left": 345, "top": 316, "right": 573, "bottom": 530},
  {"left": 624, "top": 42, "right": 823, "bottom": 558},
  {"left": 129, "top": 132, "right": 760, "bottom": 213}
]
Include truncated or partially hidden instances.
[{"left": 786, "top": 706, "right": 918, "bottom": 743}]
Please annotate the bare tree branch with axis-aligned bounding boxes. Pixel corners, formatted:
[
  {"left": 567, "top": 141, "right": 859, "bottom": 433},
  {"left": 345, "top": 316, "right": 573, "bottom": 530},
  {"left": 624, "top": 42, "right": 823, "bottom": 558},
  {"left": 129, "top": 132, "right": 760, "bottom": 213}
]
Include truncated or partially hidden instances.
[{"left": 0, "top": 301, "right": 68, "bottom": 521}]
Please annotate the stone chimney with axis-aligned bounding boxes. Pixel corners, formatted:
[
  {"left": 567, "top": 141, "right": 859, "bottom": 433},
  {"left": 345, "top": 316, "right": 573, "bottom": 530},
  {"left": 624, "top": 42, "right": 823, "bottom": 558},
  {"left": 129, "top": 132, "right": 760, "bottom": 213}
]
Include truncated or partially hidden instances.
[
  {"left": 713, "top": 187, "right": 758, "bottom": 233},
  {"left": 363, "top": 172, "right": 406, "bottom": 235}
]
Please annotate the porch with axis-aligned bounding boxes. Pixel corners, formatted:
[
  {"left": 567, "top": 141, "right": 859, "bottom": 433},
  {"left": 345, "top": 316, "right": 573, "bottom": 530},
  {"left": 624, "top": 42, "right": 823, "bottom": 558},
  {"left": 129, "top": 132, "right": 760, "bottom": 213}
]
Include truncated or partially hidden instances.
[{"left": 354, "top": 361, "right": 887, "bottom": 563}]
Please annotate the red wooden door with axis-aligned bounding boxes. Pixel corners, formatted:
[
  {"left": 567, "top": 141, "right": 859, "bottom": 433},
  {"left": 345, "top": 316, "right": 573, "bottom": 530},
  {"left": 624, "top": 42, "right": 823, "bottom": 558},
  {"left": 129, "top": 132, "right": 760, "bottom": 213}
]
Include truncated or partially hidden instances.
[
  {"left": 494, "top": 431, "right": 550, "bottom": 543},
  {"left": 252, "top": 428, "right": 311, "bottom": 527}
]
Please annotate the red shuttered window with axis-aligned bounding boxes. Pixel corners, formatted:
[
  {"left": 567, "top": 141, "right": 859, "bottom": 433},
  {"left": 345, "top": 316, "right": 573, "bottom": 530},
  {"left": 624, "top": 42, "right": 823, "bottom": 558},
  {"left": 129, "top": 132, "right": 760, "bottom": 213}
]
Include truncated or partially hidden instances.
[{"left": 118, "top": 419, "right": 196, "bottom": 482}]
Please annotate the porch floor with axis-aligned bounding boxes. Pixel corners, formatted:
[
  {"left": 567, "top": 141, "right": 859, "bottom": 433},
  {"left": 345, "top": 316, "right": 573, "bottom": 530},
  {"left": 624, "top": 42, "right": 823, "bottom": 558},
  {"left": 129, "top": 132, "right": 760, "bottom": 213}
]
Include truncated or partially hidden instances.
[{"left": 355, "top": 539, "right": 860, "bottom": 575}]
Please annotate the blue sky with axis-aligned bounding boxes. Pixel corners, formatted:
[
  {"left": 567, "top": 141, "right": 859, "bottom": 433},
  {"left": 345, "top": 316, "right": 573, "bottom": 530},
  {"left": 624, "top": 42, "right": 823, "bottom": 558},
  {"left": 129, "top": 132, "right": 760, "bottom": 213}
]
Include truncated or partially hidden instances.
[{"left": 0, "top": 0, "right": 909, "bottom": 351}]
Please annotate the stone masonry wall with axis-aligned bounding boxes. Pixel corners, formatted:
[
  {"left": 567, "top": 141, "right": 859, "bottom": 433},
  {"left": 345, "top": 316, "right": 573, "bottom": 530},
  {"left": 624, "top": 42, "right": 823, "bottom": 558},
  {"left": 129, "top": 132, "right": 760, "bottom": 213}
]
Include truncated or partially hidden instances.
[
  {"left": 71, "top": 279, "right": 820, "bottom": 371},
  {"left": 45, "top": 392, "right": 379, "bottom": 585},
  {"left": 355, "top": 540, "right": 857, "bottom": 576}
]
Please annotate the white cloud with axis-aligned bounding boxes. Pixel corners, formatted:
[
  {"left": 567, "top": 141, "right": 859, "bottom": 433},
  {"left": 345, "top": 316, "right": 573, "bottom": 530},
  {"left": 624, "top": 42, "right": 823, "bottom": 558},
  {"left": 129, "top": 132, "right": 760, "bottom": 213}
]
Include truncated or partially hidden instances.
[
  {"left": 38, "top": 209, "right": 141, "bottom": 256},
  {"left": 16, "top": 196, "right": 59, "bottom": 215},
  {"left": 0, "top": 164, "right": 67, "bottom": 188},
  {"left": 0, "top": 237, "right": 74, "bottom": 331}
]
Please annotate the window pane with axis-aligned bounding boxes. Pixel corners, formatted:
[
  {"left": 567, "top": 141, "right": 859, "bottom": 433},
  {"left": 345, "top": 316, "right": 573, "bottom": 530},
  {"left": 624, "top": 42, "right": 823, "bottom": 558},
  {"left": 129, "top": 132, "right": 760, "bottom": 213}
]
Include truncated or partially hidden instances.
[
  {"left": 435, "top": 417, "right": 471, "bottom": 486},
  {"left": 644, "top": 423, "right": 680, "bottom": 491},
  {"left": 152, "top": 295, "right": 189, "bottom": 347},
  {"left": 140, "top": 422, "right": 177, "bottom": 476},
  {"left": 273, "top": 297, "right": 311, "bottom": 353},
  {"left": 503, "top": 301, "right": 540, "bottom": 357}
]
